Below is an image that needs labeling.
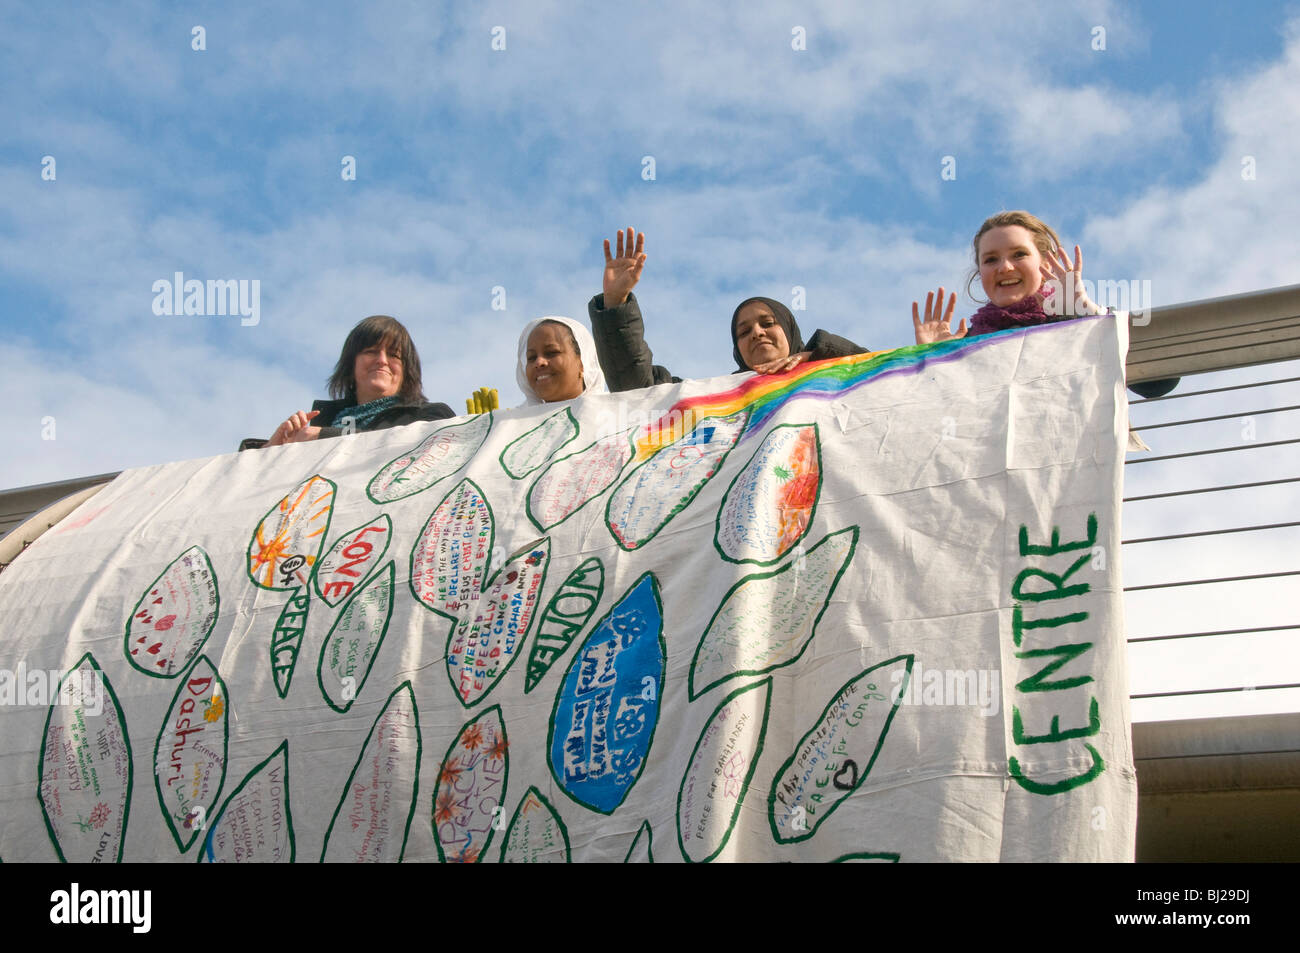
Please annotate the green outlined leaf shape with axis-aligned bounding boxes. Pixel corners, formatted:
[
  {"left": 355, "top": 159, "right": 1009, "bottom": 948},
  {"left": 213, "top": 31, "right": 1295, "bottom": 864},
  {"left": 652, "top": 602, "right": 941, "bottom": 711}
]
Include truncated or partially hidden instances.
[
  {"left": 715, "top": 423, "right": 821, "bottom": 565},
  {"left": 247, "top": 474, "right": 336, "bottom": 590},
  {"left": 769, "top": 655, "right": 912, "bottom": 844},
  {"left": 200, "top": 740, "right": 295, "bottom": 863},
  {"left": 368, "top": 413, "right": 492, "bottom": 503},
  {"left": 677, "top": 679, "right": 771, "bottom": 863},
  {"left": 607, "top": 411, "right": 749, "bottom": 551},
  {"left": 623, "top": 821, "right": 654, "bottom": 863},
  {"left": 501, "top": 408, "right": 579, "bottom": 479},
  {"left": 527, "top": 429, "right": 635, "bottom": 532},
  {"left": 314, "top": 514, "right": 392, "bottom": 607},
  {"left": 433, "top": 706, "right": 509, "bottom": 863},
  {"left": 445, "top": 540, "right": 550, "bottom": 707},
  {"left": 322, "top": 682, "right": 421, "bottom": 863},
  {"left": 153, "top": 656, "right": 228, "bottom": 853},
  {"left": 125, "top": 545, "right": 219, "bottom": 677},
  {"left": 690, "top": 527, "right": 858, "bottom": 700},
  {"left": 38, "top": 654, "right": 133, "bottom": 863},
  {"left": 318, "top": 562, "right": 395, "bottom": 713},
  {"left": 269, "top": 587, "right": 310, "bottom": 699},
  {"left": 410, "top": 479, "right": 494, "bottom": 616},
  {"left": 499, "top": 786, "right": 571, "bottom": 863},
  {"left": 832, "top": 852, "right": 900, "bottom": 863},
  {"left": 525, "top": 556, "right": 604, "bottom": 694},
  {"left": 548, "top": 572, "right": 665, "bottom": 815}
]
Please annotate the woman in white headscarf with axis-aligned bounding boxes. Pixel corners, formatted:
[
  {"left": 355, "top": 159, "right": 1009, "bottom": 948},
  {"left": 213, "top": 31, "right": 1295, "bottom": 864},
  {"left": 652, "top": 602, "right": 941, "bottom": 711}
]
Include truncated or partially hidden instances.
[{"left": 516, "top": 315, "right": 607, "bottom": 404}]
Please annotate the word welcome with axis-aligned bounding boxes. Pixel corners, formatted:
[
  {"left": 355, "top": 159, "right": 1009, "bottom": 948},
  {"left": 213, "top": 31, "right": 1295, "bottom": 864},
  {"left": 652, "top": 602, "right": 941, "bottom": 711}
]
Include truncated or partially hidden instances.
[{"left": 151, "top": 272, "right": 261, "bottom": 326}]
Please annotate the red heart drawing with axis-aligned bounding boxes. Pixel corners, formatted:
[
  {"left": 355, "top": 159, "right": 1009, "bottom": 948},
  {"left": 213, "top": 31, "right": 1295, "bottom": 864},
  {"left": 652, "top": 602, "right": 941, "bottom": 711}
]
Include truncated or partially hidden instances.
[{"left": 154, "top": 615, "right": 177, "bottom": 632}]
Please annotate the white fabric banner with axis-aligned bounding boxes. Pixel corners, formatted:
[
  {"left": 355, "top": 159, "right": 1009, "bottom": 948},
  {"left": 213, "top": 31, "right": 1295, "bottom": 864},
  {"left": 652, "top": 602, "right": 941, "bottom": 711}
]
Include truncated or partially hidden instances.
[{"left": 0, "top": 315, "right": 1135, "bottom": 862}]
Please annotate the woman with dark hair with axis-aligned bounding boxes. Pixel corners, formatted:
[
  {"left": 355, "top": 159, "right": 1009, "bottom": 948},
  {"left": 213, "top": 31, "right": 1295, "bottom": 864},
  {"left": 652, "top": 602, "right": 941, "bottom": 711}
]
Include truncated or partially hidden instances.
[
  {"left": 264, "top": 315, "right": 454, "bottom": 446},
  {"left": 588, "top": 228, "right": 868, "bottom": 391}
]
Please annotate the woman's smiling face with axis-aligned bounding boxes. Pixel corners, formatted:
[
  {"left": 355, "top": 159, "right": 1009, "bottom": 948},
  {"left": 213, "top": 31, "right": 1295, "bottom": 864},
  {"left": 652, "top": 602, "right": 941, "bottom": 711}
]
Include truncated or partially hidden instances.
[
  {"left": 978, "top": 224, "right": 1046, "bottom": 307},
  {"left": 526, "top": 322, "right": 585, "bottom": 402},
  {"left": 353, "top": 339, "right": 403, "bottom": 404},
  {"left": 733, "top": 301, "right": 790, "bottom": 369}
]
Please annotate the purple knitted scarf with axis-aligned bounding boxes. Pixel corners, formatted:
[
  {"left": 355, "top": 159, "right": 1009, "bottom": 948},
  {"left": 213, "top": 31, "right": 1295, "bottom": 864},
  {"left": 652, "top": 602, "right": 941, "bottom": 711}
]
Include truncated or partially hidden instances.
[{"left": 967, "top": 294, "right": 1051, "bottom": 337}]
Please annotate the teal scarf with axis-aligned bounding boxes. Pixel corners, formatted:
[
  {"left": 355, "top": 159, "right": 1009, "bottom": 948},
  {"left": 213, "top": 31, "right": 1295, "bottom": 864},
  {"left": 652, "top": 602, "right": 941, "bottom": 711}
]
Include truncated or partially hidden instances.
[{"left": 334, "top": 395, "right": 399, "bottom": 431}]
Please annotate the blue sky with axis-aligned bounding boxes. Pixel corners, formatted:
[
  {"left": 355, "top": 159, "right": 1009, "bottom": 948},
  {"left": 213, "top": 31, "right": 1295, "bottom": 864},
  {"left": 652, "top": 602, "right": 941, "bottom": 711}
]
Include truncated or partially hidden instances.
[{"left": 3, "top": 2, "right": 1299, "bottom": 719}]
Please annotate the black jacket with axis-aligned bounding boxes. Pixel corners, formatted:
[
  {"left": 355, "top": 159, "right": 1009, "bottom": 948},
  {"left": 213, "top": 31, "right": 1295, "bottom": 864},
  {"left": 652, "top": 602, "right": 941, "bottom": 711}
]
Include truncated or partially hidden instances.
[
  {"left": 309, "top": 397, "right": 456, "bottom": 438},
  {"left": 239, "top": 397, "right": 456, "bottom": 451},
  {"left": 588, "top": 292, "right": 868, "bottom": 393}
]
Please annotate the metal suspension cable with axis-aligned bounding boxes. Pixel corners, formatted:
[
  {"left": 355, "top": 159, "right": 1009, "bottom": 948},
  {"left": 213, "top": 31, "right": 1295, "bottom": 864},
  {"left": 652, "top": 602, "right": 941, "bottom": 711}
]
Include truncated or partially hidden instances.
[
  {"left": 1128, "top": 374, "right": 1300, "bottom": 404},
  {"left": 1122, "top": 520, "right": 1300, "bottom": 545},
  {"left": 1125, "top": 569, "right": 1300, "bottom": 592},
  {"left": 1123, "top": 475, "right": 1300, "bottom": 502},
  {"left": 1132, "top": 683, "right": 1300, "bottom": 700},
  {"left": 1131, "top": 404, "right": 1300, "bottom": 431},
  {"left": 1125, "top": 437, "right": 1300, "bottom": 465},
  {"left": 1128, "top": 624, "right": 1300, "bottom": 645}
]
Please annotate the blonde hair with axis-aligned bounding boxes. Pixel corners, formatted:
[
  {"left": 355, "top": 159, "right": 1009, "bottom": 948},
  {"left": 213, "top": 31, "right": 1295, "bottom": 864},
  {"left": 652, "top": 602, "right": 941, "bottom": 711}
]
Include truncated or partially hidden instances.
[{"left": 966, "top": 211, "right": 1065, "bottom": 302}]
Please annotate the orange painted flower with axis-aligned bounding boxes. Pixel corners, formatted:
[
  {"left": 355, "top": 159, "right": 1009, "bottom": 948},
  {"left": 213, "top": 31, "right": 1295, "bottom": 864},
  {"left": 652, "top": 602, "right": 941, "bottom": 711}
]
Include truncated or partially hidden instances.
[
  {"left": 434, "top": 789, "right": 460, "bottom": 826},
  {"left": 439, "top": 761, "right": 464, "bottom": 786}
]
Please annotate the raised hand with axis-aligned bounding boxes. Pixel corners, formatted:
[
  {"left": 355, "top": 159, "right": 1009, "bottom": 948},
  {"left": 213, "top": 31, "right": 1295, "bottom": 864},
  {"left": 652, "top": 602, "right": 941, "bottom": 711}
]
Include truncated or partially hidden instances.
[
  {"left": 266, "top": 409, "right": 321, "bottom": 446},
  {"left": 1040, "top": 243, "right": 1099, "bottom": 316},
  {"left": 602, "top": 226, "right": 647, "bottom": 307},
  {"left": 912, "top": 286, "right": 965, "bottom": 345}
]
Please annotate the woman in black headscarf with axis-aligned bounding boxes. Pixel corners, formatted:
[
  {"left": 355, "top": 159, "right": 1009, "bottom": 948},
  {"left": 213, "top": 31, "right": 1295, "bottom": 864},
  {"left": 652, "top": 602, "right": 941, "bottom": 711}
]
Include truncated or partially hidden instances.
[{"left": 588, "top": 228, "right": 868, "bottom": 392}]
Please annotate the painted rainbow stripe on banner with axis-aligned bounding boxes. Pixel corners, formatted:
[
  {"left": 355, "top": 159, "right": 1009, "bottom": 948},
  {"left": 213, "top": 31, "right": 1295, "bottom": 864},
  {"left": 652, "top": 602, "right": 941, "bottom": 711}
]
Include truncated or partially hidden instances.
[{"left": 632, "top": 329, "right": 1017, "bottom": 460}]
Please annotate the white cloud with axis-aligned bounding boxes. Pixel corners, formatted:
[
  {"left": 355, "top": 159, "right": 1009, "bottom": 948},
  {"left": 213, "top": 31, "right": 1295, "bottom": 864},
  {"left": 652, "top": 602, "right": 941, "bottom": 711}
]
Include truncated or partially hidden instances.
[{"left": 1083, "top": 19, "right": 1300, "bottom": 301}]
